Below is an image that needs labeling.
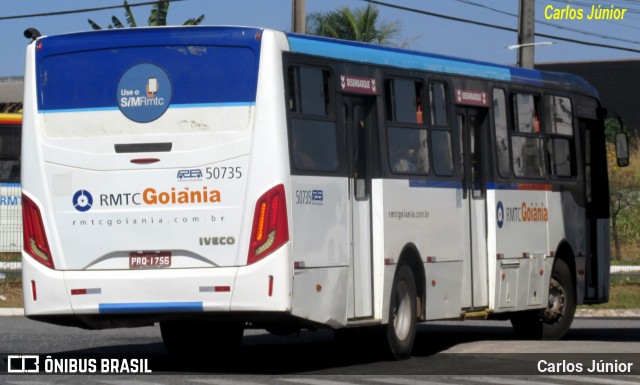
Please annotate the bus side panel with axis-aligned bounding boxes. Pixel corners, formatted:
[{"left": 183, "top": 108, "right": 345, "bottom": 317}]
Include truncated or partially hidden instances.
[
  {"left": 289, "top": 176, "right": 349, "bottom": 325},
  {"left": 382, "top": 179, "right": 465, "bottom": 320},
  {"left": 290, "top": 176, "right": 349, "bottom": 268},
  {"left": 493, "top": 187, "right": 554, "bottom": 311},
  {"left": 291, "top": 266, "right": 349, "bottom": 327},
  {"left": 424, "top": 261, "right": 463, "bottom": 320}
]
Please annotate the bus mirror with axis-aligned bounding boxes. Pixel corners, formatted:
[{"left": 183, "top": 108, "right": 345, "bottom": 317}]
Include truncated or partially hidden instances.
[{"left": 615, "top": 132, "right": 629, "bottom": 167}]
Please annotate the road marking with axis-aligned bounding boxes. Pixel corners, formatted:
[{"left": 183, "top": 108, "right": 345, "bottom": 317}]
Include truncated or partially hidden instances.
[
  {"left": 367, "top": 376, "right": 459, "bottom": 385},
  {"left": 188, "top": 379, "right": 265, "bottom": 385},
  {"left": 546, "top": 375, "right": 640, "bottom": 385},
  {"left": 280, "top": 379, "right": 361, "bottom": 385},
  {"left": 452, "top": 376, "right": 563, "bottom": 385}
]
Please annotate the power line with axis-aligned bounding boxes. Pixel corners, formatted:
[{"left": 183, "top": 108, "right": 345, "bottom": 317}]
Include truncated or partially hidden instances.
[
  {"left": 0, "top": 0, "right": 185, "bottom": 21},
  {"left": 455, "top": 0, "right": 640, "bottom": 46},
  {"left": 363, "top": 0, "right": 640, "bottom": 54}
]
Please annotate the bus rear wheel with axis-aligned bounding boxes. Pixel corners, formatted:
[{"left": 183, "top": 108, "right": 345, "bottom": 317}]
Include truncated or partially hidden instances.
[
  {"left": 160, "top": 319, "right": 244, "bottom": 356},
  {"left": 510, "top": 259, "right": 576, "bottom": 340},
  {"left": 385, "top": 264, "right": 417, "bottom": 360}
]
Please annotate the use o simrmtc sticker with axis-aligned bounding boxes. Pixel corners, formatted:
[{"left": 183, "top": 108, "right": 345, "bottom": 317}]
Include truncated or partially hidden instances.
[{"left": 117, "top": 63, "right": 172, "bottom": 123}]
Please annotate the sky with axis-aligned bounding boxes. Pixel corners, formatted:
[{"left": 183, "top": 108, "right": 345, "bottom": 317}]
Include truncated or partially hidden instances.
[{"left": 1, "top": 0, "right": 639, "bottom": 77}]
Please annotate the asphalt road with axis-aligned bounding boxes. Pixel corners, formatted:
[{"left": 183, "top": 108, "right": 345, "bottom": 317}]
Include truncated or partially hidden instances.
[{"left": 1, "top": 316, "right": 640, "bottom": 384}]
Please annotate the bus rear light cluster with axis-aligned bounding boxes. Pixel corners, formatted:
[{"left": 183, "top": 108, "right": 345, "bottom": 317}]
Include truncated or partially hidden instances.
[
  {"left": 22, "top": 194, "right": 54, "bottom": 269},
  {"left": 247, "top": 184, "right": 289, "bottom": 265}
]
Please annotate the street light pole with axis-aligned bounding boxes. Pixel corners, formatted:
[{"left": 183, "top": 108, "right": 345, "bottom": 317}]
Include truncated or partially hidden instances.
[
  {"left": 292, "top": 0, "right": 306, "bottom": 34},
  {"left": 517, "top": 0, "right": 535, "bottom": 68}
]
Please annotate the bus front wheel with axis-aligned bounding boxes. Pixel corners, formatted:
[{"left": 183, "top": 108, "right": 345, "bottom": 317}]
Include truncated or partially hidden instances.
[
  {"left": 510, "top": 259, "right": 576, "bottom": 340},
  {"left": 386, "top": 264, "right": 417, "bottom": 359}
]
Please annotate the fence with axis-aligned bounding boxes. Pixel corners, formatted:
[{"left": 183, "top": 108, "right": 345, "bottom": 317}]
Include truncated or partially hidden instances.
[
  {"left": 0, "top": 183, "right": 21, "bottom": 253},
  {"left": 611, "top": 265, "right": 640, "bottom": 276}
]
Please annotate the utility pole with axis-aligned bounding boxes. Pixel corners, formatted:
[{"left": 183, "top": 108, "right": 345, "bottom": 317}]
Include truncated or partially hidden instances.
[
  {"left": 517, "top": 0, "right": 535, "bottom": 68},
  {"left": 292, "top": 0, "right": 306, "bottom": 34}
]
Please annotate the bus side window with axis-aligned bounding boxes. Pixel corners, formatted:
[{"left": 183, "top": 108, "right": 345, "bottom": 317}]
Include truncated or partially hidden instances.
[
  {"left": 493, "top": 89, "right": 511, "bottom": 177},
  {"left": 388, "top": 127, "right": 428, "bottom": 174},
  {"left": 545, "top": 95, "right": 575, "bottom": 177},
  {"left": 429, "top": 81, "right": 453, "bottom": 176},
  {"left": 512, "top": 93, "right": 544, "bottom": 178},
  {"left": 385, "top": 78, "right": 429, "bottom": 175},
  {"left": 385, "top": 78, "right": 423, "bottom": 124},
  {"left": 288, "top": 66, "right": 339, "bottom": 172}
]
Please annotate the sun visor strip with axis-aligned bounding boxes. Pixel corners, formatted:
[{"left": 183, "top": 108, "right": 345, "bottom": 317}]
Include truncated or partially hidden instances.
[{"left": 114, "top": 143, "right": 172, "bottom": 153}]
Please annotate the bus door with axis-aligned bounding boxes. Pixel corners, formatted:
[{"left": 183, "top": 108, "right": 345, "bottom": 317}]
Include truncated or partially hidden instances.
[
  {"left": 580, "top": 118, "right": 610, "bottom": 301},
  {"left": 457, "top": 107, "right": 489, "bottom": 308},
  {"left": 343, "top": 95, "right": 376, "bottom": 319}
]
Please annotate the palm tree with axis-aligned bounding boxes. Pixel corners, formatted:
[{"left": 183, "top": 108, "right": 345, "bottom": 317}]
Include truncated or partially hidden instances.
[
  {"left": 306, "top": 4, "right": 401, "bottom": 46},
  {"left": 88, "top": 0, "right": 204, "bottom": 30}
]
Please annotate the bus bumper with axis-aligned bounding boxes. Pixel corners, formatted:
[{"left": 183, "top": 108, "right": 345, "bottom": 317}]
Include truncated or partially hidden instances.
[{"left": 21, "top": 247, "right": 292, "bottom": 328}]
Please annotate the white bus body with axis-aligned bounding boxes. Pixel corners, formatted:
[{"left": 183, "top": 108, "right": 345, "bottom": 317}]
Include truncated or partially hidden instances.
[{"left": 22, "top": 26, "right": 614, "bottom": 358}]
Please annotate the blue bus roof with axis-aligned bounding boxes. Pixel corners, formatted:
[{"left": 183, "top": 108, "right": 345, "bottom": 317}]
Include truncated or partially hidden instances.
[
  {"left": 286, "top": 33, "right": 598, "bottom": 98},
  {"left": 33, "top": 26, "right": 598, "bottom": 100}
]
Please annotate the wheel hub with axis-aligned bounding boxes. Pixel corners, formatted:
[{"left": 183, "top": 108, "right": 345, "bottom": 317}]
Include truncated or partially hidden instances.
[
  {"left": 543, "top": 277, "right": 565, "bottom": 324},
  {"left": 393, "top": 282, "right": 412, "bottom": 341}
]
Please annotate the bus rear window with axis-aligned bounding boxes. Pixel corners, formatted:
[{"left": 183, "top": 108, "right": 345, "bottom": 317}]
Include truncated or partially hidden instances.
[{"left": 37, "top": 45, "right": 258, "bottom": 136}]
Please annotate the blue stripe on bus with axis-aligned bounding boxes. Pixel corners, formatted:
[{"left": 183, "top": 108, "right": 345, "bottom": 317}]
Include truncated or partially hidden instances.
[
  {"left": 409, "top": 180, "right": 463, "bottom": 189},
  {"left": 408, "top": 181, "right": 552, "bottom": 191},
  {"left": 99, "top": 302, "right": 203, "bottom": 314},
  {"left": 38, "top": 102, "right": 255, "bottom": 114},
  {"left": 288, "top": 35, "right": 512, "bottom": 81},
  {"left": 509, "top": 67, "right": 544, "bottom": 87},
  {"left": 0, "top": 183, "right": 21, "bottom": 188},
  {"left": 488, "top": 182, "right": 552, "bottom": 191}
]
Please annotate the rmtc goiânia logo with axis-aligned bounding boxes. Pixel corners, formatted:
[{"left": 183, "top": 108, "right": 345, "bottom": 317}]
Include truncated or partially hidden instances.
[{"left": 72, "top": 187, "right": 221, "bottom": 212}]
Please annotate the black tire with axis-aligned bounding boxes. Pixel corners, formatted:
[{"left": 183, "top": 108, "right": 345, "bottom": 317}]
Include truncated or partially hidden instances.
[
  {"left": 386, "top": 264, "right": 417, "bottom": 359},
  {"left": 510, "top": 259, "right": 576, "bottom": 340},
  {"left": 160, "top": 319, "right": 244, "bottom": 356}
]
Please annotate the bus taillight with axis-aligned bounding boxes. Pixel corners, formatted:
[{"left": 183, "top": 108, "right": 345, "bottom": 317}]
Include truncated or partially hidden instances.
[
  {"left": 22, "top": 194, "right": 54, "bottom": 269},
  {"left": 248, "top": 184, "right": 289, "bottom": 265}
]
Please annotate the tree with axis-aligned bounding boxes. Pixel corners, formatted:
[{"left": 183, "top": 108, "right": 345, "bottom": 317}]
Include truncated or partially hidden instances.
[
  {"left": 606, "top": 118, "right": 640, "bottom": 261},
  {"left": 88, "top": 0, "right": 204, "bottom": 30},
  {"left": 306, "top": 4, "right": 402, "bottom": 46}
]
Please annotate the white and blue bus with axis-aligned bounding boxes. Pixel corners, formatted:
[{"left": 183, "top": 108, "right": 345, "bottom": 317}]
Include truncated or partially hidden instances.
[{"left": 21, "top": 26, "right": 627, "bottom": 359}]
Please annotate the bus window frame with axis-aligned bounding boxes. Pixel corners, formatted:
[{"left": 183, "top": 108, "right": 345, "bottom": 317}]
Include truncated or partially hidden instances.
[
  {"left": 284, "top": 59, "right": 346, "bottom": 177},
  {"left": 383, "top": 75, "right": 429, "bottom": 177}
]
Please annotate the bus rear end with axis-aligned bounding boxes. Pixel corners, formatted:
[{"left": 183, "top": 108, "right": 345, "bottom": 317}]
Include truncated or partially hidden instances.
[{"left": 21, "top": 27, "right": 292, "bottom": 335}]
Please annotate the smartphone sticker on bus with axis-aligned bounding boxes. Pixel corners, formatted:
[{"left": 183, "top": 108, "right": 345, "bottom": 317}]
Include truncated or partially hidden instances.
[{"left": 118, "top": 63, "right": 172, "bottom": 123}]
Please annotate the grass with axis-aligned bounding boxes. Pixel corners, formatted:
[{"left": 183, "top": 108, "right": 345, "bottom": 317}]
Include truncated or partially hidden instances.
[
  {"left": 0, "top": 253, "right": 22, "bottom": 307},
  {"left": 0, "top": 253, "right": 20, "bottom": 262},
  {"left": 0, "top": 273, "right": 23, "bottom": 308},
  {"left": 579, "top": 276, "right": 640, "bottom": 310}
]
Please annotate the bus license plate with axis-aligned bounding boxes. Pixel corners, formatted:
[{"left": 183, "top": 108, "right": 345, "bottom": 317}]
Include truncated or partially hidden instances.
[{"left": 129, "top": 252, "right": 171, "bottom": 269}]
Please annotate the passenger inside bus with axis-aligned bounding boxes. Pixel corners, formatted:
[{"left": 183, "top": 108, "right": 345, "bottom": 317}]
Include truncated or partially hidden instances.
[{"left": 292, "top": 136, "right": 316, "bottom": 169}]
